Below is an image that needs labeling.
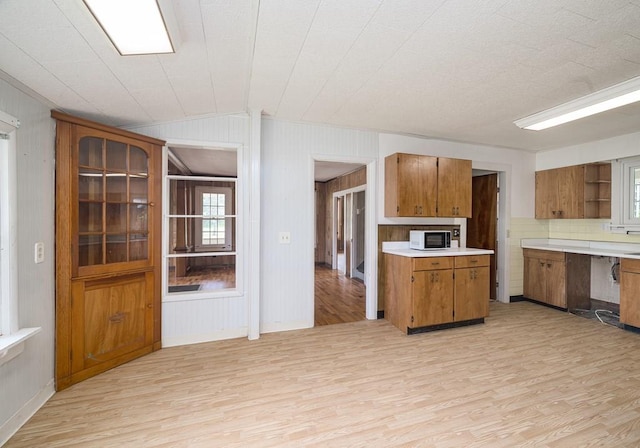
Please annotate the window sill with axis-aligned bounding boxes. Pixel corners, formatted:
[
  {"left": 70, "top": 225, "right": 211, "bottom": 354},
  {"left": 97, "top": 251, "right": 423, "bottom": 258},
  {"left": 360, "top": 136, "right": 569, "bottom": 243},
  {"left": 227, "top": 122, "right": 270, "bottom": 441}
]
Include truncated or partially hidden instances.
[{"left": 0, "top": 327, "right": 41, "bottom": 367}]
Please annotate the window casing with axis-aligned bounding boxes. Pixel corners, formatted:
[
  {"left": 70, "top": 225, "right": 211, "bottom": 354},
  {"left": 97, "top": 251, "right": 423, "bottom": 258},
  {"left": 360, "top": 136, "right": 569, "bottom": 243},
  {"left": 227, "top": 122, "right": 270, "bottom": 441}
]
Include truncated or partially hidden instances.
[
  {"left": 0, "top": 132, "right": 16, "bottom": 337},
  {"left": 622, "top": 157, "right": 640, "bottom": 225}
]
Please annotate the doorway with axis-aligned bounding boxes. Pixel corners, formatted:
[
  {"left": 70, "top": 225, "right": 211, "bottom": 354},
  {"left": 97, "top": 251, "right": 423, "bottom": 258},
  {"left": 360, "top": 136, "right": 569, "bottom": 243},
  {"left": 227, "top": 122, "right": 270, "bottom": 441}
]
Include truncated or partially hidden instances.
[{"left": 314, "top": 162, "right": 368, "bottom": 326}]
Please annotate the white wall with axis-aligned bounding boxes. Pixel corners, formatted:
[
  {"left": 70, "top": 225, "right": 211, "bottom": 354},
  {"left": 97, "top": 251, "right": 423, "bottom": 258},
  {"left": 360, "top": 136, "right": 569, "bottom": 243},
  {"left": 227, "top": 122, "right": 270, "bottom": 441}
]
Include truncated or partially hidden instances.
[
  {"left": 536, "top": 131, "right": 640, "bottom": 170},
  {"left": 260, "top": 118, "right": 378, "bottom": 332},
  {"left": 0, "top": 79, "right": 56, "bottom": 443},
  {"left": 128, "top": 114, "right": 253, "bottom": 346}
]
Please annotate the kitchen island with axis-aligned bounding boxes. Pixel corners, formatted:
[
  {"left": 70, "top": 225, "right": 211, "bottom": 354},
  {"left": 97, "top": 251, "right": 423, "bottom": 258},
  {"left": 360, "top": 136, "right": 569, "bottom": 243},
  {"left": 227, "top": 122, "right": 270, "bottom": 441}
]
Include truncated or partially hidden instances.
[{"left": 382, "top": 243, "right": 494, "bottom": 334}]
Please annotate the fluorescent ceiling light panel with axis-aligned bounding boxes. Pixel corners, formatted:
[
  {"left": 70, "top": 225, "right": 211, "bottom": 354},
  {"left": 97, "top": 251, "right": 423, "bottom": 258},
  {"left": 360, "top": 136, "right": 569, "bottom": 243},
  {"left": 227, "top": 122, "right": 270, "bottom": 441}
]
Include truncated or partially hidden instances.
[
  {"left": 84, "top": 0, "right": 174, "bottom": 55},
  {"left": 514, "top": 76, "right": 640, "bottom": 131}
]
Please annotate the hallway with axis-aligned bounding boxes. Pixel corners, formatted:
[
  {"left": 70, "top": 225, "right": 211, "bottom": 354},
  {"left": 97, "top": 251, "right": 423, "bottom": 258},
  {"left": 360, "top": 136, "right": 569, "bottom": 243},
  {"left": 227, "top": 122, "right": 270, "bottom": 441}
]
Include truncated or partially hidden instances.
[{"left": 314, "top": 265, "right": 366, "bottom": 326}]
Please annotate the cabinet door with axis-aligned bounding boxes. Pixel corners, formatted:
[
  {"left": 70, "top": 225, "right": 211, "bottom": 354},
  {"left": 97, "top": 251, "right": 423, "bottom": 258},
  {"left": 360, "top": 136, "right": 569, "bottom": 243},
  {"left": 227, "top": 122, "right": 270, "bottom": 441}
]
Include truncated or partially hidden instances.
[
  {"left": 523, "top": 255, "right": 545, "bottom": 302},
  {"left": 535, "top": 169, "right": 557, "bottom": 219},
  {"left": 396, "top": 153, "right": 422, "bottom": 216},
  {"left": 556, "top": 165, "right": 584, "bottom": 218},
  {"left": 545, "top": 259, "right": 567, "bottom": 307},
  {"left": 412, "top": 269, "right": 453, "bottom": 326},
  {"left": 454, "top": 266, "right": 489, "bottom": 321},
  {"left": 437, "top": 157, "right": 471, "bottom": 217},
  {"left": 418, "top": 155, "right": 438, "bottom": 216},
  {"left": 71, "top": 272, "right": 153, "bottom": 378},
  {"left": 620, "top": 261, "right": 640, "bottom": 327}
]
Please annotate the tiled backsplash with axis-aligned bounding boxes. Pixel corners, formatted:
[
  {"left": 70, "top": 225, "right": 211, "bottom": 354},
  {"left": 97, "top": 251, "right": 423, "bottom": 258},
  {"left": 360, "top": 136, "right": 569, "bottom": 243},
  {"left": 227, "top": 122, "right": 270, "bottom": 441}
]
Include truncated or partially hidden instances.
[{"left": 549, "top": 219, "right": 640, "bottom": 242}]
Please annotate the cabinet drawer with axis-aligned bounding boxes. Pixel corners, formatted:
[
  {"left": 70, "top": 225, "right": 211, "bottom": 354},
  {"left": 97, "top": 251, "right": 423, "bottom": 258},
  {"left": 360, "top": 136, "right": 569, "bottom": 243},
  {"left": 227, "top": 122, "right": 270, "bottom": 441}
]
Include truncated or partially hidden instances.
[
  {"left": 523, "top": 248, "right": 565, "bottom": 262},
  {"left": 413, "top": 257, "right": 453, "bottom": 271},
  {"left": 455, "top": 255, "right": 490, "bottom": 268},
  {"left": 621, "top": 258, "right": 640, "bottom": 274}
]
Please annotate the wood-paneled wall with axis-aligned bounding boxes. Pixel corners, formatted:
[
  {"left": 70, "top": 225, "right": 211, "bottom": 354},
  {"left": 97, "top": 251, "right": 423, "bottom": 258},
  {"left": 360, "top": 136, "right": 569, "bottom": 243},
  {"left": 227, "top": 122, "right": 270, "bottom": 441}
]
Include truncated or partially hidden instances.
[
  {"left": 377, "top": 225, "right": 460, "bottom": 311},
  {"left": 315, "top": 166, "right": 367, "bottom": 265}
]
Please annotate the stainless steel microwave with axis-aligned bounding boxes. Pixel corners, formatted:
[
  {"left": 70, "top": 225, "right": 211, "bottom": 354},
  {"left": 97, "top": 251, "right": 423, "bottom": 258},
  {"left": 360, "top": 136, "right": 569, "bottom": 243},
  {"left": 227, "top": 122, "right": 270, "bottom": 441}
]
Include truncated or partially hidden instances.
[{"left": 409, "top": 230, "right": 452, "bottom": 250}]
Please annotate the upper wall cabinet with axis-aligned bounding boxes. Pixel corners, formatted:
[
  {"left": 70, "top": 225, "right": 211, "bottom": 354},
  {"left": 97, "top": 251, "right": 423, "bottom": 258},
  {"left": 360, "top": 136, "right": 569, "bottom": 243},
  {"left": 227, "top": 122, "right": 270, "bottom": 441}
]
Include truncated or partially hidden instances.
[
  {"left": 384, "top": 153, "right": 472, "bottom": 218},
  {"left": 535, "top": 162, "right": 611, "bottom": 219}
]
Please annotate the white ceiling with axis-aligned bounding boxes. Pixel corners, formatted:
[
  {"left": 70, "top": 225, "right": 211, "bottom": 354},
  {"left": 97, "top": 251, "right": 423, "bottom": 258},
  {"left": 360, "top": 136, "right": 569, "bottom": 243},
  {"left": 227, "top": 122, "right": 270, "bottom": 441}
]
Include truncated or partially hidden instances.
[{"left": 1, "top": 0, "right": 640, "bottom": 152}]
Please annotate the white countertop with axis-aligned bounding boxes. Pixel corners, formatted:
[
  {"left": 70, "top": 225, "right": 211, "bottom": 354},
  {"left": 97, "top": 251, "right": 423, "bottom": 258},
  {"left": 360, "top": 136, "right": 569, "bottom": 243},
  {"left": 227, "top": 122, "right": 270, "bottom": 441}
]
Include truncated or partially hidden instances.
[
  {"left": 382, "top": 241, "right": 494, "bottom": 258},
  {"left": 521, "top": 238, "right": 640, "bottom": 259}
]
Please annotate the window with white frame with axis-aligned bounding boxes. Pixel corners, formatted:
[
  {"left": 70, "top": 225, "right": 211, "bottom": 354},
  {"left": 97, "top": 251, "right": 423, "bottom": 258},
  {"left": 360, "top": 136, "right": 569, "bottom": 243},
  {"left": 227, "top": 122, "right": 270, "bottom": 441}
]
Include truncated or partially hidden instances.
[
  {"left": 0, "top": 131, "right": 15, "bottom": 337},
  {"left": 195, "top": 186, "right": 232, "bottom": 250},
  {"left": 622, "top": 156, "right": 640, "bottom": 225}
]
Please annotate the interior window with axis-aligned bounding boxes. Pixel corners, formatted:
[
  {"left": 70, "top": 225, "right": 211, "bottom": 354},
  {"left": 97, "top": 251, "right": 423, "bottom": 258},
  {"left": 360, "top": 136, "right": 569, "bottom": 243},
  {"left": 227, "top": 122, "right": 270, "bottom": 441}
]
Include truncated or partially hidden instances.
[
  {"left": 165, "top": 146, "right": 238, "bottom": 295},
  {"left": 622, "top": 157, "right": 640, "bottom": 224}
]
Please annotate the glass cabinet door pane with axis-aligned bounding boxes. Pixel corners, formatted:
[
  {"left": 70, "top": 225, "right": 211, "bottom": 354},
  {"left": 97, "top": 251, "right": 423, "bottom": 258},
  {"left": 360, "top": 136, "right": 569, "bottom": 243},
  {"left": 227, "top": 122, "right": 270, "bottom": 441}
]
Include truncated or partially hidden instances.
[
  {"left": 79, "top": 235, "right": 103, "bottom": 266},
  {"left": 106, "top": 234, "right": 127, "bottom": 263},
  {"left": 79, "top": 202, "right": 103, "bottom": 232},
  {"left": 129, "top": 234, "right": 148, "bottom": 261},
  {"left": 78, "top": 168, "right": 103, "bottom": 201},
  {"left": 129, "top": 204, "right": 148, "bottom": 232},
  {"left": 130, "top": 146, "right": 148, "bottom": 175},
  {"left": 106, "top": 203, "right": 127, "bottom": 233},
  {"left": 106, "top": 140, "right": 127, "bottom": 171},
  {"left": 106, "top": 174, "right": 127, "bottom": 202},
  {"left": 130, "top": 176, "right": 148, "bottom": 203},
  {"left": 79, "top": 137, "right": 103, "bottom": 168}
]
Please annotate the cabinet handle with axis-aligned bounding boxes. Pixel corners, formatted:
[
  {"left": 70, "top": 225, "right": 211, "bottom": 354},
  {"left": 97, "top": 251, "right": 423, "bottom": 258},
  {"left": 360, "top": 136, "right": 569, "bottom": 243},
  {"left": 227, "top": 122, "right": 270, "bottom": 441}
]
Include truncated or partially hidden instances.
[
  {"left": 430, "top": 272, "right": 434, "bottom": 282},
  {"left": 414, "top": 205, "right": 418, "bottom": 215},
  {"left": 455, "top": 206, "right": 459, "bottom": 215},
  {"left": 470, "top": 260, "right": 478, "bottom": 263},
  {"left": 552, "top": 210, "right": 556, "bottom": 215},
  {"left": 431, "top": 262, "right": 440, "bottom": 266},
  {"left": 419, "top": 206, "right": 423, "bottom": 215},
  {"left": 547, "top": 263, "right": 552, "bottom": 268},
  {"left": 148, "top": 202, "right": 155, "bottom": 207}
]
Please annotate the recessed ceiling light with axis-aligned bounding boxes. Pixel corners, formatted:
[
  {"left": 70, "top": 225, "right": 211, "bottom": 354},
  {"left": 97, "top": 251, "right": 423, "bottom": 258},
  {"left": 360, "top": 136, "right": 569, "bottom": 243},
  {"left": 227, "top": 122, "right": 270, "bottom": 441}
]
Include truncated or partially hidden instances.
[
  {"left": 514, "top": 76, "right": 640, "bottom": 131},
  {"left": 83, "top": 0, "right": 174, "bottom": 55}
]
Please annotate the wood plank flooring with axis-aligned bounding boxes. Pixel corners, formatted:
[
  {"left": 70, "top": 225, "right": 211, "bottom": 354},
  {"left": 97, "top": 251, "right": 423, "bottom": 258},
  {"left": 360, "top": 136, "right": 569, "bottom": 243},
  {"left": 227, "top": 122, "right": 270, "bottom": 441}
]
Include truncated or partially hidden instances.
[
  {"left": 8, "top": 302, "right": 640, "bottom": 447},
  {"left": 314, "top": 264, "right": 365, "bottom": 326}
]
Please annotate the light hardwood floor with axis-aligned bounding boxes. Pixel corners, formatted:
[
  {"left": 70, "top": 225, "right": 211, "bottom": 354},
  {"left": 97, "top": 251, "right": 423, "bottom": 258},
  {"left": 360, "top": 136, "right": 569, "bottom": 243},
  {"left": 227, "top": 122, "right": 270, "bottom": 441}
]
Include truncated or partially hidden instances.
[
  {"left": 314, "top": 264, "right": 366, "bottom": 326},
  {"left": 8, "top": 301, "right": 640, "bottom": 447}
]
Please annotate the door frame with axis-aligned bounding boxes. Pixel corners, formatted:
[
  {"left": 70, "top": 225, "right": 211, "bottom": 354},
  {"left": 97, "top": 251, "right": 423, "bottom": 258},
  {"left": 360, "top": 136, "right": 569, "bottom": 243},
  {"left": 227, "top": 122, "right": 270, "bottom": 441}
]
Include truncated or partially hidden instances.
[
  {"left": 313, "top": 156, "right": 378, "bottom": 321},
  {"left": 331, "top": 185, "right": 366, "bottom": 277},
  {"left": 464, "top": 163, "right": 510, "bottom": 303}
]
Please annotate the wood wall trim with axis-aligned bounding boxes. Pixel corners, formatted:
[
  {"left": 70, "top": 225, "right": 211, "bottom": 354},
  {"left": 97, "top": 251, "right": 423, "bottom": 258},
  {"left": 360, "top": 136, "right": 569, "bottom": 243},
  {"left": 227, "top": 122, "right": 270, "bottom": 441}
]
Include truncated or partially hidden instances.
[{"left": 51, "top": 111, "right": 166, "bottom": 146}]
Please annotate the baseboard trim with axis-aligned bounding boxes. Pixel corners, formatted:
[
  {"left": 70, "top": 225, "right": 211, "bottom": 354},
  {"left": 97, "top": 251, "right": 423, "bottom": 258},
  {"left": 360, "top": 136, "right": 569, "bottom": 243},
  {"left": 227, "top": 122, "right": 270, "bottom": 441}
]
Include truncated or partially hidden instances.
[
  {"left": 0, "top": 380, "right": 55, "bottom": 446},
  {"left": 407, "top": 318, "right": 484, "bottom": 335},
  {"left": 162, "top": 328, "right": 248, "bottom": 347}
]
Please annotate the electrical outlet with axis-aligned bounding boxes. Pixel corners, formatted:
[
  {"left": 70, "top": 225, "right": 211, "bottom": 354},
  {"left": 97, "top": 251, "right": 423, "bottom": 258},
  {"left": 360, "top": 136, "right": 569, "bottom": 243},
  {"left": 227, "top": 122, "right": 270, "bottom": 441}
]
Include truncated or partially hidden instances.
[
  {"left": 34, "top": 242, "right": 44, "bottom": 264},
  {"left": 279, "top": 232, "right": 291, "bottom": 244}
]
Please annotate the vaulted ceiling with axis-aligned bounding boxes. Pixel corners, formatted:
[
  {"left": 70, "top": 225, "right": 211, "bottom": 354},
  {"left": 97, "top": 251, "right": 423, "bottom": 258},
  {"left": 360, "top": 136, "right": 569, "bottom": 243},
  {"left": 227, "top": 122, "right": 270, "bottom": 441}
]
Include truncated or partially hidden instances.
[{"left": 1, "top": 0, "right": 640, "bottom": 151}]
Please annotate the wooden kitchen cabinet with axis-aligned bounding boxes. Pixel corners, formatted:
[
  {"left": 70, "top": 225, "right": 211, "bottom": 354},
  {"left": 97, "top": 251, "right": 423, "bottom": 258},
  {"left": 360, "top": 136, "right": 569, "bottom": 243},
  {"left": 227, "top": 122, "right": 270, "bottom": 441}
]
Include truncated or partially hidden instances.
[
  {"left": 54, "top": 111, "right": 163, "bottom": 390},
  {"left": 620, "top": 258, "right": 640, "bottom": 329},
  {"left": 412, "top": 257, "right": 454, "bottom": 327},
  {"left": 384, "top": 253, "right": 489, "bottom": 334},
  {"left": 385, "top": 153, "right": 437, "bottom": 216},
  {"left": 454, "top": 255, "right": 490, "bottom": 321},
  {"left": 522, "top": 249, "right": 590, "bottom": 310},
  {"left": 437, "top": 157, "right": 472, "bottom": 217},
  {"left": 384, "top": 153, "right": 471, "bottom": 218},
  {"left": 535, "top": 163, "right": 611, "bottom": 219}
]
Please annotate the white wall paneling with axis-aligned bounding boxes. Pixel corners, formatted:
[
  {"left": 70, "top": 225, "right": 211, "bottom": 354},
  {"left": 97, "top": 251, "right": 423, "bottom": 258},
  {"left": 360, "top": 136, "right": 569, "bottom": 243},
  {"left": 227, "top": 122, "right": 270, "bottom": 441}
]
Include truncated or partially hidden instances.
[
  {"left": 261, "top": 118, "right": 378, "bottom": 333},
  {"left": 0, "top": 78, "right": 56, "bottom": 445}
]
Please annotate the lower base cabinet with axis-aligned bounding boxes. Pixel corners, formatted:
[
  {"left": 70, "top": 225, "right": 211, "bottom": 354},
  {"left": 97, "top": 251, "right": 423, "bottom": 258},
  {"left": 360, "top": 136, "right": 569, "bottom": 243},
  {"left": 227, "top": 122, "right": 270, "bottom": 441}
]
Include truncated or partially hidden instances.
[
  {"left": 522, "top": 249, "right": 590, "bottom": 310},
  {"left": 384, "top": 253, "right": 490, "bottom": 334}
]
